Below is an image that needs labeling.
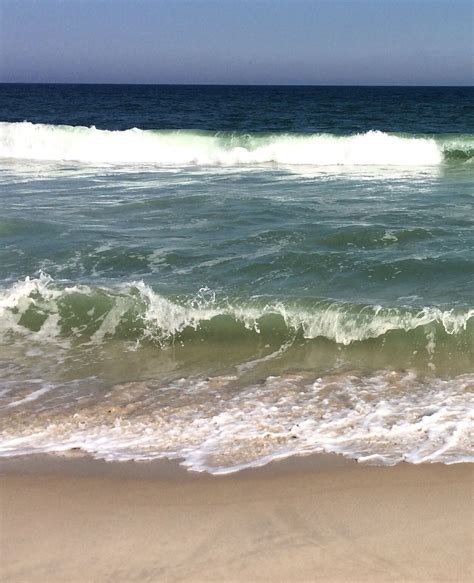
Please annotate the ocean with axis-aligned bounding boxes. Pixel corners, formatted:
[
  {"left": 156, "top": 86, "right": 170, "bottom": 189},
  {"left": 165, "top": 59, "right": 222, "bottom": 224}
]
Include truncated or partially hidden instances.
[{"left": 0, "top": 84, "right": 472, "bottom": 473}]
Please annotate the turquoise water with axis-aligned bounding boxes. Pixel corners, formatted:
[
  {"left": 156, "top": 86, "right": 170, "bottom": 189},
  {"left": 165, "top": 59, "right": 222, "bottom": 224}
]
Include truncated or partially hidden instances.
[{"left": 0, "top": 85, "right": 472, "bottom": 473}]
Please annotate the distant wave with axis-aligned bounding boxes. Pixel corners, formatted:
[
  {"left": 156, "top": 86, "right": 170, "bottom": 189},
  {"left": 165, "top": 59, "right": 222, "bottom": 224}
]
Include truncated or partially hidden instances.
[{"left": 1, "top": 121, "right": 472, "bottom": 166}]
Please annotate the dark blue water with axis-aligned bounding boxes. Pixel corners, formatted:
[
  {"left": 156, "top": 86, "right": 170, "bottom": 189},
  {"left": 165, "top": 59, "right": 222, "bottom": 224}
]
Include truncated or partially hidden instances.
[{"left": 1, "top": 83, "right": 473, "bottom": 133}]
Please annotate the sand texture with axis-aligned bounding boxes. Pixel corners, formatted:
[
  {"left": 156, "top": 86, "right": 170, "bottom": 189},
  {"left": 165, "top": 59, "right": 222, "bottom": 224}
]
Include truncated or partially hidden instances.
[{"left": 0, "top": 456, "right": 473, "bottom": 582}]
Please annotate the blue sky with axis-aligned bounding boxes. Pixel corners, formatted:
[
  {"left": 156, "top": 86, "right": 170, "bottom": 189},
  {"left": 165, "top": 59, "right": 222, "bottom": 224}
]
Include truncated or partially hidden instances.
[{"left": 0, "top": 0, "right": 472, "bottom": 85}]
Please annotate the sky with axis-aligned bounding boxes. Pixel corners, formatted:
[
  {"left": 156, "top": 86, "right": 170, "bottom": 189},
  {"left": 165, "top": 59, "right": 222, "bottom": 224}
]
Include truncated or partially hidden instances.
[{"left": 0, "top": 0, "right": 472, "bottom": 85}]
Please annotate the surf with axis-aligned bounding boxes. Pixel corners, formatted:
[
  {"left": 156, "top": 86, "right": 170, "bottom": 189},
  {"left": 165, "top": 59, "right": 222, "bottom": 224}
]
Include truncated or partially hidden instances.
[
  {"left": 0, "top": 369, "right": 472, "bottom": 472},
  {"left": 2, "top": 121, "right": 472, "bottom": 166},
  {"left": 1, "top": 274, "right": 472, "bottom": 350}
]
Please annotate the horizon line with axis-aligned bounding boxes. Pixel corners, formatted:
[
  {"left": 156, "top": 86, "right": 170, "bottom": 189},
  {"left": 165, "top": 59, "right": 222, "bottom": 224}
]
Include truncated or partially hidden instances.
[{"left": 1, "top": 81, "right": 473, "bottom": 88}]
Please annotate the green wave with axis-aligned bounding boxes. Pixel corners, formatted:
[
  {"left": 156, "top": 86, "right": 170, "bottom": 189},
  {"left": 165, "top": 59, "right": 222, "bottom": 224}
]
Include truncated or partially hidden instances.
[{"left": 1, "top": 276, "right": 472, "bottom": 354}]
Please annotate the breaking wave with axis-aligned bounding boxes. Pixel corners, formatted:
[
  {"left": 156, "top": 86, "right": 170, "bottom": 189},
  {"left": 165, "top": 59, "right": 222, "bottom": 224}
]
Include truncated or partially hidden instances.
[
  {"left": 1, "top": 121, "right": 473, "bottom": 166},
  {"left": 1, "top": 274, "right": 472, "bottom": 348},
  {"left": 1, "top": 275, "right": 472, "bottom": 473}
]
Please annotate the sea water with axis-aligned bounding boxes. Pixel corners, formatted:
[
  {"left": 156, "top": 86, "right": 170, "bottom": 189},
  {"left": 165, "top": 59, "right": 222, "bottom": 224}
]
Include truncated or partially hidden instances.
[{"left": 0, "top": 85, "right": 472, "bottom": 473}]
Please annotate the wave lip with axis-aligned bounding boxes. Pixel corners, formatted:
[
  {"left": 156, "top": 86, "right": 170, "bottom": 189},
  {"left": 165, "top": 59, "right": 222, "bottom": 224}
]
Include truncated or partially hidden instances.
[
  {"left": 1, "top": 274, "right": 473, "bottom": 348},
  {"left": 0, "top": 122, "right": 462, "bottom": 166}
]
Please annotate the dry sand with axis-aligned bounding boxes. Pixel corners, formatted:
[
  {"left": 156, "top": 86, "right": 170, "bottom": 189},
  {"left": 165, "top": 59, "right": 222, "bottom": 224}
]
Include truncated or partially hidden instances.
[{"left": 0, "top": 455, "right": 472, "bottom": 582}]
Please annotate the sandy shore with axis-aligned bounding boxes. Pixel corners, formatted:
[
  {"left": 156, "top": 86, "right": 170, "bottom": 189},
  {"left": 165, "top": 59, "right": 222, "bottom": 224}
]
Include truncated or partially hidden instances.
[{"left": 0, "top": 455, "right": 472, "bottom": 582}]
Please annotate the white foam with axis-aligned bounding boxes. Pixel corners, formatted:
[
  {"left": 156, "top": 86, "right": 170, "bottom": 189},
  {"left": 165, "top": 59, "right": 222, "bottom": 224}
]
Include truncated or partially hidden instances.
[
  {"left": 5, "top": 386, "right": 52, "bottom": 408},
  {"left": 0, "top": 371, "right": 472, "bottom": 473},
  {"left": 0, "top": 122, "right": 445, "bottom": 167}
]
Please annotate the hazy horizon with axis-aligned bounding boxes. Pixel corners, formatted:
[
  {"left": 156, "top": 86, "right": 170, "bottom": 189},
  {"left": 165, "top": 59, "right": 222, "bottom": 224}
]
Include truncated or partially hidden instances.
[
  {"left": 1, "top": 0, "right": 472, "bottom": 86},
  {"left": 1, "top": 81, "right": 473, "bottom": 87}
]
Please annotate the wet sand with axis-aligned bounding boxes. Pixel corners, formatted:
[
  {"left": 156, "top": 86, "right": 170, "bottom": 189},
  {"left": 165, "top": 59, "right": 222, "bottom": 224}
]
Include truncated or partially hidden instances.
[{"left": 0, "top": 455, "right": 472, "bottom": 582}]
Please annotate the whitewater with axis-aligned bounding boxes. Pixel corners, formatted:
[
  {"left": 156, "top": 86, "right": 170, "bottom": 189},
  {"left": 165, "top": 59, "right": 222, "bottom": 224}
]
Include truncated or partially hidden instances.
[
  {"left": 1, "top": 274, "right": 473, "bottom": 346},
  {"left": 2, "top": 121, "right": 473, "bottom": 166}
]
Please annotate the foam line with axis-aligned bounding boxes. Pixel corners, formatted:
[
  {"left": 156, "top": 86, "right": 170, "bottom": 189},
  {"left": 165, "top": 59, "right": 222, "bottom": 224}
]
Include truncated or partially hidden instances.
[{"left": 2, "top": 122, "right": 469, "bottom": 166}]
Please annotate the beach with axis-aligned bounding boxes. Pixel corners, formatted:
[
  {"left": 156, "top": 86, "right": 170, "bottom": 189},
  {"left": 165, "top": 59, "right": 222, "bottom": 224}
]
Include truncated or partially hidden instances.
[
  {"left": 1, "top": 454, "right": 472, "bottom": 582},
  {"left": 0, "top": 84, "right": 473, "bottom": 582}
]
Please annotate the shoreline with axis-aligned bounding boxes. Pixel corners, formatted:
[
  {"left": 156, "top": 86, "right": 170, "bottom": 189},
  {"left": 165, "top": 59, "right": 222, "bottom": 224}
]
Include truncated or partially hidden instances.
[
  {"left": 1, "top": 454, "right": 472, "bottom": 582},
  {"left": 0, "top": 450, "right": 356, "bottom": 480}
]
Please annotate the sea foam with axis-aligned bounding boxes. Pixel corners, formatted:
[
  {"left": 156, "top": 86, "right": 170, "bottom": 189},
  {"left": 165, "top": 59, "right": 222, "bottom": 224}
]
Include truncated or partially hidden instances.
[
  {"left": 0, "top": 371, "right": 472, "bottom": 473},
  {"left": 1, "top": 121, "right": 462, "bottom": 166}
]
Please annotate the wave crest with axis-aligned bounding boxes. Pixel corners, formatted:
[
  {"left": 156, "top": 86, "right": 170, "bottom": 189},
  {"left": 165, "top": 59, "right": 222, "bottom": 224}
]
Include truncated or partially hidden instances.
[
  {"left": 2, "top": 122, "right": 470, "bottom": 166},
  {"left": 0, "top": 274, "right": 472, "bottom": 348}
]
